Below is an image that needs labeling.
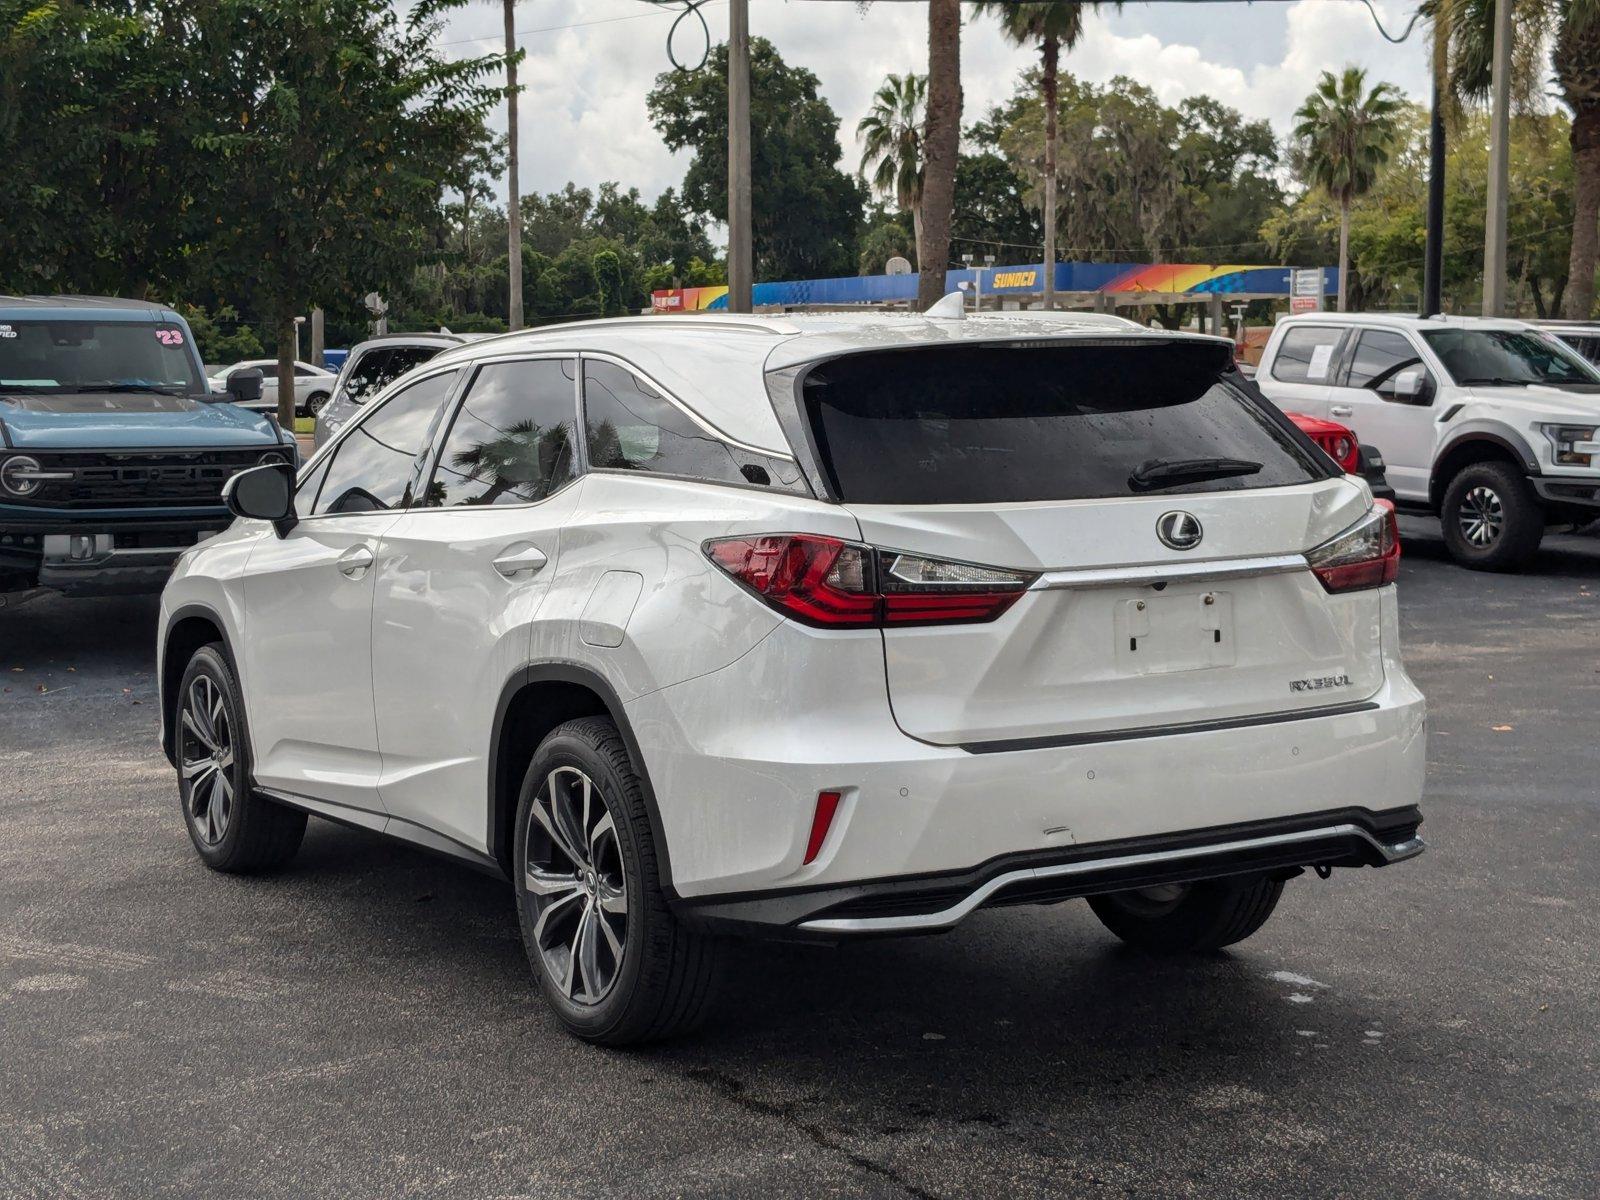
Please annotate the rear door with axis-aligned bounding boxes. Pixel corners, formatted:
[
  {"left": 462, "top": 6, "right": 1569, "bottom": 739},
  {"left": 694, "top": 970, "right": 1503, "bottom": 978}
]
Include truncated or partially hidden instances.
[
  {"left": 1325, "top": 329, "right": 1437, "bottom": 501},
  {"left": 796, "top": 340, "right": 1382, "bottom": 748},
  {"left": 1257, "top": 323, "right": 1348, "bottom": 420}
]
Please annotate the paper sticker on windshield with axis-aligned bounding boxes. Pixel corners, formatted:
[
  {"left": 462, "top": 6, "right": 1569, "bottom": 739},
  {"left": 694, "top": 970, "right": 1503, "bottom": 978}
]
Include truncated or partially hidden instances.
[
  {"left": 0, "top": 325, "right": 15, "bottom": 339},
  {"left": 1306, "top": 343, "right": 1333, "bottom": 380},
  {"left": 156, "top": 328, "right": 185, "bottom": 346}
]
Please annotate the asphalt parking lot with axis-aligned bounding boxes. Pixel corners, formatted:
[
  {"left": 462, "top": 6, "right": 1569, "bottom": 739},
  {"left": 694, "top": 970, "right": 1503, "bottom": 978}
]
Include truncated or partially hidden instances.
[{"left": 2, "top": 518, "right": 1597, "bottom": 1199}]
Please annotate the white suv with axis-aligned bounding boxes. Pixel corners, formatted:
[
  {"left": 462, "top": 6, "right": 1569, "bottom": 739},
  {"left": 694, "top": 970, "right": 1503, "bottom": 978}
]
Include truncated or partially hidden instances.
[
  {"left": 1257, "top": 313, "right": 1600, "bottom": 570},
  {"left": 158, "top": 310, "right": 1427, "bottom": 1045}
]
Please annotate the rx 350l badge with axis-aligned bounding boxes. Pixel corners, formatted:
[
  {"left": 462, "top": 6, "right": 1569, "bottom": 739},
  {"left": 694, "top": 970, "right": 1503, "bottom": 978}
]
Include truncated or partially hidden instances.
[
  {"left": 1156, "top": 510, "right": 1203, "bottom": 551},
  {"left": 1290, "top": 674, "right": 1353, "bottom": 693}
]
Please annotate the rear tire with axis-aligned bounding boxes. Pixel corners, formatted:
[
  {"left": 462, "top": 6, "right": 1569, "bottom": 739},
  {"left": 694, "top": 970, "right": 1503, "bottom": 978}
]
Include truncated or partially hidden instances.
[
  {"left": 306, "top": 391, "right": 330, "bottom": 418},
  {"left": 1440, "top": 461, "right": 1544, "bottom": 572},
  {"left": 1087, "top": 876, "right": 1284, "bottom": 953},
  {"left": 175, "top": 644, "right": 306, "bottom": 873},
  {"left": 513, "top": 716, "right": 721, "bottom": 1045}
]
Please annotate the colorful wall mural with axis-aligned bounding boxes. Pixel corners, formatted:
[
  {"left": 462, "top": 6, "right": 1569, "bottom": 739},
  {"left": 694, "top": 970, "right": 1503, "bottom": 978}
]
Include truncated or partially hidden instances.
[{"left": 650, "top": 262, "right": 1337, "bottom": 312}]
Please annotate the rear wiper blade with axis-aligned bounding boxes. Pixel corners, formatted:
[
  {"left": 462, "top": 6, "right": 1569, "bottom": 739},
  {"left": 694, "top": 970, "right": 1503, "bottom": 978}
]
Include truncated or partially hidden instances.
[{"left": 1129, "top": 457, "right": 1262, "bottom": 491}]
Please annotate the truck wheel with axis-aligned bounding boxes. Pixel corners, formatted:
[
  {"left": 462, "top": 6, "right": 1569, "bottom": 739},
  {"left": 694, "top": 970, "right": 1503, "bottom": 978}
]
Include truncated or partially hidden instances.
[
  {"left": 1440, "top": 461, "right": 1544, "bottom": 571},
  {"left": 176, "top": 645, "right": 306, "bottom": 872},
  {"left": 1087, "top": 876, "right": 1283, "bottom": 953},
  {"left": 514, "top": 717, "right": 721, "bottom": 1046}
]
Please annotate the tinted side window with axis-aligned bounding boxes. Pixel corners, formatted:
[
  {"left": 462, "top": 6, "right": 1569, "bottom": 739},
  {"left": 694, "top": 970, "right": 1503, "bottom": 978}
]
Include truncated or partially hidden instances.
[
  {"left": 582, "top": 359, "right": 807, "bottom": 493},
  {"left": 1346, "top": 331, "right": 1425, "bottom": 390},
  {"left": 345, "top": 345, "right": 442, "bottom": 404},
  {"left": 1270, "top": 326, "right": 1343, "bottom": 384},
  {"left": 313, "top": 370, "right": 458, "bottom": 515},
  {"left": 425, "top": 359, "right": 577, "bottom": 507}
]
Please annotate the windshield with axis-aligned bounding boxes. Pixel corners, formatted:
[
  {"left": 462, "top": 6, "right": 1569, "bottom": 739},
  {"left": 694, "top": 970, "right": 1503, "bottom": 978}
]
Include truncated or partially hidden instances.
[
  {"left": 1421, "top": 329, "right": 1600, "bottom": 387},
  {"left": 0, "top": 319, "right": 204, "bottom": 394},
  {"left": 799, "top": 342, "right": 1329, "bottom": 505}
]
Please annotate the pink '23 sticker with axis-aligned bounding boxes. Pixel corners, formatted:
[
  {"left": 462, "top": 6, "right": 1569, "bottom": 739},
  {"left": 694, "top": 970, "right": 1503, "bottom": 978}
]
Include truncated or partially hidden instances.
[{"left": 156, "top": 328, "right": 185, "bottom": 346}]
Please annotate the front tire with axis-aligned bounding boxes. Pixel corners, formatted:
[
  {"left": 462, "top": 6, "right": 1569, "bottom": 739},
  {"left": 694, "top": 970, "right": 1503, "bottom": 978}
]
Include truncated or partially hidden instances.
[
  {"left": 175, "top": 644, "right": 306, "bottom": 872},
  {"left": 306, "top": 391, "right": 330, "bottom": 418},
  {"left": 1087, "top": 876, "right": 1283, "bottom": 953},
  {"left": 513, "top": 716, "right": 720, "bottom": 1045},
  {"left": 1440, "top": 461, "right": 1544, "bottom": 571}
]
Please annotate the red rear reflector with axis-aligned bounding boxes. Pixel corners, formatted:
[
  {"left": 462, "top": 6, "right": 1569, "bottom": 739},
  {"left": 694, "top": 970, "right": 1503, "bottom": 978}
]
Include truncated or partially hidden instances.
[{"left": 804, "top": 790, "right": 843, "bottom": 864}]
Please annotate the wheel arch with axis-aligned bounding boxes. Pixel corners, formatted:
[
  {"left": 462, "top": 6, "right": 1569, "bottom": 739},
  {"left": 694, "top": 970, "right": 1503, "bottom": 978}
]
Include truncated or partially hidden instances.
[
  {"left": 160, "top": 603, "right": 236, "bottom": 766},
  {"left": 489, "top": 663, "right": 677, "bottom": 897},
  {"left": 1430, "top": 428, "right": 1539, "bottom": 511}
]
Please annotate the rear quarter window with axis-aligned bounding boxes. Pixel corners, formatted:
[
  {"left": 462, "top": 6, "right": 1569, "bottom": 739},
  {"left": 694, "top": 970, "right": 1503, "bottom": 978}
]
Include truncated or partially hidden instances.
[
  {"left": 1270, "top": 326, "right": 1344, "bottom": 384},
  {"left": 798, "top": 342, "right": 1332, "bottom": 505}
]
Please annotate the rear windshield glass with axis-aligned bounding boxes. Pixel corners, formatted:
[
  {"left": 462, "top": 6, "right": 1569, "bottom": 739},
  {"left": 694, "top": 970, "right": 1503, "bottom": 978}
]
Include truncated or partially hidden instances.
[{"left": 799, "top": 343, "right": 1329, "bottom": 505}]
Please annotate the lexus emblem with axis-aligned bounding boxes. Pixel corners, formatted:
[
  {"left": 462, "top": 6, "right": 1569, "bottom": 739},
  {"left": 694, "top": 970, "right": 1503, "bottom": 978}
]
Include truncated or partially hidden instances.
[{"left": 1156, "top": 510, "right": 1203, "bottom": 551}]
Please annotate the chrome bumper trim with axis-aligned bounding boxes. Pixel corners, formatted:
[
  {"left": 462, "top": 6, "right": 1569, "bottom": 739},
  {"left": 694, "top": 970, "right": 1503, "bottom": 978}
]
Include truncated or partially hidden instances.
[
  {"left": 1031, "top": 553, "right": 1308, "bottom": 591},
  {"left": 798, "top": 824, "right": 1425, "bottom": 935}
]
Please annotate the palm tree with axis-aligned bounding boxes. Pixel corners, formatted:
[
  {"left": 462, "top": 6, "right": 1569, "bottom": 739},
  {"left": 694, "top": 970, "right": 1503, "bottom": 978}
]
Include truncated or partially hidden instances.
[
  {"left": 857, "top": 73, "right": 928, "bottom": 267},
  {"left": 976, "top": 2, "right": 1113, "bottom": 310},
  {"left": 1293, "top": 67, "right": 1404, "bottom": 312},
  {"left": 918, "top": 0, "right": 962, "bottom": 310},
  {"left": 1553, "top": 3, "right": 1600, "bottom": 317}
]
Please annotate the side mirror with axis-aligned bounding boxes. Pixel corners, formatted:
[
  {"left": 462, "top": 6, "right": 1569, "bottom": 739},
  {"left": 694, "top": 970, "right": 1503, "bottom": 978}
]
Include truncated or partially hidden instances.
[
  {"left": 226, "top": 367, "right": 265, "bottom": 404},
  {"left": 223, "top": 462, "right": 297, "bottom": 537},
  {"left": 1388, "top": 369, "right": 1430, "bottom": 404}
]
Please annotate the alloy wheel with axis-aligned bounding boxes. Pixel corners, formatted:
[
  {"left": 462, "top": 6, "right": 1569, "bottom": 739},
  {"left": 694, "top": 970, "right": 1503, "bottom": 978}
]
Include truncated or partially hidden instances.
[
  {"left": 524, "top": 766, "right": 628, "bottom": 1005},
  {"left": 1459, "top": 485, "right": 1504, "bottom": 547},
  {"left": 180, "top": 675, "right": 235, "bottom": 846}
]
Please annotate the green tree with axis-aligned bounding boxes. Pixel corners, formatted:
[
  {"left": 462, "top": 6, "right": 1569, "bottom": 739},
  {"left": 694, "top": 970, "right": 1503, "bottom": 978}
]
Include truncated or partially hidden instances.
[
  {"left": 857, "top": 73, "right": 927, "bottom": 267},
  {"left": 1292, "top": 67, "right": 1404, "bottom": 311},
  {"left": 648, "top": 38, "right": 863, "bottom": 280},
  {"left": 976, "top": 2, "right": 1114, "bottom": 307},
  {"left": 198, "top": 0, "right": 500, "bottom": 424}
]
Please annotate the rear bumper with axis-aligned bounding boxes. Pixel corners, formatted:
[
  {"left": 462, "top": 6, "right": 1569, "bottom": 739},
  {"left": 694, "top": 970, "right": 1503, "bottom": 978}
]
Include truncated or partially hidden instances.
[
  {"left": 681, "top": 807, "right": 1424, "bottom": 937},
  {"left": 627, "top": 594, "right": 1427, "bottom": 916}
]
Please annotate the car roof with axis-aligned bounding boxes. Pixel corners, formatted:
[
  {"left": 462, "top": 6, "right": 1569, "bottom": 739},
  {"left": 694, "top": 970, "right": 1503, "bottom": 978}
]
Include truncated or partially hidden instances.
[
  {"left": 423, "top": 309, "right": 1222, "bottom": 455},
  {"left": 0, "top": 294, "right": 184, "bottom": 322},
  {"left": 346, "top": 332, "right": 481, "bottom": 354},
  {"left": 1275, "top": 311, "right": 1541, "bottom": 334}
]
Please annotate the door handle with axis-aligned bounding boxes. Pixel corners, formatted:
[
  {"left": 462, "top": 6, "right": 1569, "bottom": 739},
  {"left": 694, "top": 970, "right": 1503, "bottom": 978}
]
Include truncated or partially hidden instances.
[
  {"left": 493, "top": 544, "right": 548, "bottom": 579},
  {"left": 1329, "top": 404, "right": 1354, "bottom": 418},
  {"left": 337, "top": 544, "right": 374, "bottom": 578}
]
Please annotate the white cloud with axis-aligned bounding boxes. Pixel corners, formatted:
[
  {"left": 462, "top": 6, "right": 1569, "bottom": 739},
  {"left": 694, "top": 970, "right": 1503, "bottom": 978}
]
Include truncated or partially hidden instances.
[{"left": 434, "top": 0, "right": 1433, "bottom": 210}]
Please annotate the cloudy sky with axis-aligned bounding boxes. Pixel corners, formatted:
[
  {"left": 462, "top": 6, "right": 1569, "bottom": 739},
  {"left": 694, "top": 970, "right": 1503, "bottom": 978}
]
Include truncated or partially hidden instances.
[{"left": 432, "top": 0, "right": 1432, "bottom": 213}]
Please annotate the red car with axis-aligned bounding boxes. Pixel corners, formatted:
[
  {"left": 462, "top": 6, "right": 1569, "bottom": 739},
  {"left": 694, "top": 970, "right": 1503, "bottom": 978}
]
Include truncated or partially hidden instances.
[{"left": 1286, "top": 411, "right": 1395, "bottom": 502}]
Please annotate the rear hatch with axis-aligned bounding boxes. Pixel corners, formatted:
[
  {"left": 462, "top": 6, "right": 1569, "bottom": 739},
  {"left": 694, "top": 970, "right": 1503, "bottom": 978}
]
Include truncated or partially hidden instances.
[{"left": 796, "top": 339, "right": 1386, "bottom": 748}]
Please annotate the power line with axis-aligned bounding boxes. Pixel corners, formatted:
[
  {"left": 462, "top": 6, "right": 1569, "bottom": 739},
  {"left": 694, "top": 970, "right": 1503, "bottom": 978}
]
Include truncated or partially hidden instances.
[{"left": 435, "top": 2, "right": 727, "bottom": 51}]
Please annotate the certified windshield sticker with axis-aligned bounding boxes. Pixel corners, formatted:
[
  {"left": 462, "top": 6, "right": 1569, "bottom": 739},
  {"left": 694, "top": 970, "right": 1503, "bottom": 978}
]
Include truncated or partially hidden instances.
[{"left": 156, "top": 328, "right": 185, "bottom": 346}]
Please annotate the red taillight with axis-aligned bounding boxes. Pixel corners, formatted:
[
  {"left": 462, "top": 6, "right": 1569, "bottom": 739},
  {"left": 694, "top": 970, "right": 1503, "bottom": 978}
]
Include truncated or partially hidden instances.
[
  {"left": 803, "top": 790, "right": 843, "bottom": 864},
  {"left": 1307, "top": 502, "right": 1400, "bottom": 593},
  {"left": 1310, "top": 429, "right": 1361, "bottom": 473},
  {"left": 704, "top": 535, "right": 1035, "bottom": 628}
]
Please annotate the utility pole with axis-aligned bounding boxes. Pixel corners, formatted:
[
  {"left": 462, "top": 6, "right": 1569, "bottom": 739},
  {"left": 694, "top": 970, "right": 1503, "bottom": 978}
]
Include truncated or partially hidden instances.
[
  {"left": 1482, "top": 0, "right": 1513, "bottom": 316},
  {"left": 505, "top": 0, "right": 524, "bottom": 331},
  {"left": 727, "top": 0, "right": 753, "bottom": 313},
  {"left": 1422, "top": 18, "right": 1447, "bottom": 317},
  {"left": 309, "top": 307, "right": 325, "bottom": 369}
]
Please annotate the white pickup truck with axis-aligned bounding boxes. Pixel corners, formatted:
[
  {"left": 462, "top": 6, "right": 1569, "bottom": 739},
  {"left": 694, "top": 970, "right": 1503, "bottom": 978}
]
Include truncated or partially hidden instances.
[{"left": 1256, "top": 313, "right": 1600, "bottom": 570}]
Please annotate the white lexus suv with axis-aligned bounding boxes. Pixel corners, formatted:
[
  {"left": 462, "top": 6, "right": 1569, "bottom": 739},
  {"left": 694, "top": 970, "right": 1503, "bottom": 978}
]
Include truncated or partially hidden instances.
[{"left": 158, "top": 308, "right": 1427, "bottom": 1045}]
